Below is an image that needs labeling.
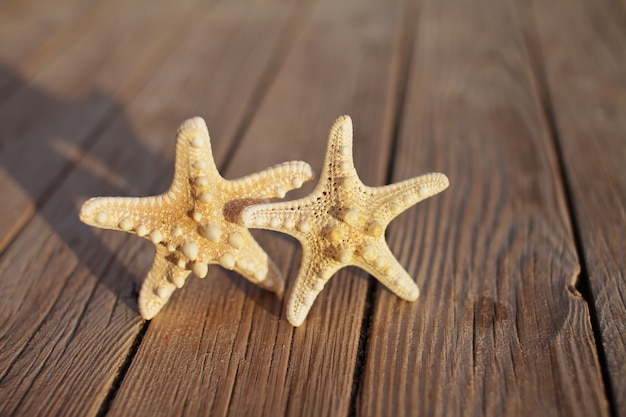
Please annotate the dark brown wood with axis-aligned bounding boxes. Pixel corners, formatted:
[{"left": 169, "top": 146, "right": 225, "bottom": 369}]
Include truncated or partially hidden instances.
[
  {"left": 517, "top": 0, "right": 626, "bottom": 413},
  {"left": 107, "top": 0, "right": 409, "bottom": 415},
  {"left": 356, "top": 0, "right": 610, "bottom": 415}
]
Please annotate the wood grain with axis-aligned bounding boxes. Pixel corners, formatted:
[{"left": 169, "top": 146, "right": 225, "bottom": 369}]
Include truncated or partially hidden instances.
[
  {"left": 0, "top": 0, "right": 301, "bottom": 415},
  {"left": 356, "top": 0, "right": 610, "bottom": 415},
  {"left": 107, "top": 0, "right": 409, "bottom": 415},
  {"left": 0, "top": 0, "right": 117, "bottom": 96},
  {"left": 0, "top": 0, "right": 204, "bottom": 251},
  {"left": 0, "top": 0, "right": 621, "bottom": 415},
  {"left": 517, "top": 0, "right": 626, "bottom": 413}
]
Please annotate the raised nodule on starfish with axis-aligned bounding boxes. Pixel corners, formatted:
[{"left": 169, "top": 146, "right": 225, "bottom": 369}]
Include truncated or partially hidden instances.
[
  {"left": 240, "top": 115, "right": 449, "bottom": 326},
  {"left": 80, "top": 117, "right": 313, "bottom": 319}
]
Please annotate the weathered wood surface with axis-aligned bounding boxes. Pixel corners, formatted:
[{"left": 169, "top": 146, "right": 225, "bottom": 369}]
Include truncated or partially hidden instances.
[
  {"left": 357, "top": 0, "right": 610, "bottom": 415},
  {"left": 0, "top": 0, "right": 207, "bottom": 251},
  {"left": 108, "top": 0, "right": 405, "bottom": 414},
  {"left": 517, "top": 0, "right": 626, "bottom": 414},
  {"left": 0, "top": 0, "right": 120, "bottom": 96},
  {"left": 0, "top": 0, "right": 623, "bottom": 415}
]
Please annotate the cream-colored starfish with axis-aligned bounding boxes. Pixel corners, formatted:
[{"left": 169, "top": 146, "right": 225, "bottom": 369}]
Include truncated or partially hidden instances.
[
  {"left": 80, "top": 117, "right": 313, "bottom": 319},
  {"left": 240, "top": 115, "right": 449, "bottom": 326}
]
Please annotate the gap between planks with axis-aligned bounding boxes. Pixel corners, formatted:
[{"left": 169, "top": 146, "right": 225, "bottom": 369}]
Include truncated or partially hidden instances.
[
  {"left": 91, "top": 1, "right": 317, "bottom": 414},
  {"left": 348, "top": 0, "right": 421, "bottom": 414},
  {"left": 96, "top": 321, "right": 149, "bottom": 417},
  {"left": 105, "top": 0, "right": 411, "bottom": 414},
  {"left": 219, "top": 0, "right": 316, "bottom": 175},
  {"left": 0, "top": 0, "right": 217, "bottom": 256},
  {"left": 511, "top": 1, "right": 619, "bottom": 414},
  {"left": 0, "top": 0, "right": 123, "bottom": 99},
  {"left": 355, "top": 0, "right": 609, "bottom": 414}
]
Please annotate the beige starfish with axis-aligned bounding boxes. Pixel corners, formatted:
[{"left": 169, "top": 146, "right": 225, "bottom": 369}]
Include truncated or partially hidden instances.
[
  {"left": 240, "top": 115, "right": 449, "bottom": 326},
  {"left": 80, "top": 117, "right": 313, "bottom": 319}
]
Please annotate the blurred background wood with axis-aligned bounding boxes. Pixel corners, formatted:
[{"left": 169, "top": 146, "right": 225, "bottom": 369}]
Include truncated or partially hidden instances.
[{"left": 0, "top": 0, "right": 623, "bottom": 415}]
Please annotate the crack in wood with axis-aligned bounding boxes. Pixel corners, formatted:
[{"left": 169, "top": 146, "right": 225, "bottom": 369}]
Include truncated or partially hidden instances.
[{"left": 96, "top": 321, "right": 150, "bottom": 417}]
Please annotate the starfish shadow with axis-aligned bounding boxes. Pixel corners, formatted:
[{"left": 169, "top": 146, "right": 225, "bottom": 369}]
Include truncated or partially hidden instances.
[
  {"left": 0, "top": 61, "right": 160, "bottom": 315},
  {"left": 0, "top": 61, "right": 289, "bottom": 320}
]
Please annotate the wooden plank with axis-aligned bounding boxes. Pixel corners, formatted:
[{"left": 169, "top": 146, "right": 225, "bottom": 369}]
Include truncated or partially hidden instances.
[
  {"left": 356, "top": 0, "right": 610, "bottom": 415},
  {"left": 517, "top": 0, "right": 626, "bottom": 413},
  {"left": 0, "top": 0, "right": 122, "bottom": 98},
  {"left": 107, "top": 0, "right": 409, "bottom": 415},
  {"left": 0, "top": 0, "right": 212, "bottom": 408},
  {"left": 0, "top": 1, "right": 309, "bottom": 415},
  {"left": 0, "top": 0, "right": 95, "bottom": 64},
  {"left": 0, "top": 0, "right": 202, "bottom": 251}
]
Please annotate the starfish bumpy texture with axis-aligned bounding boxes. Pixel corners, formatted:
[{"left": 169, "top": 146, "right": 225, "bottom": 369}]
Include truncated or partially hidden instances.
[
  {"left": 240, "top": 115, "right": 449, "bottom": 326},
  {"left": 80, "top": 117, "right": 313, "bottom": 319}
]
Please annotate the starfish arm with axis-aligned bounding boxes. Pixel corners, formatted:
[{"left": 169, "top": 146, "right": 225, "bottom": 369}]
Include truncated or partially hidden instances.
[
  {"left": 174, "top": 117, "right": 220, "bottom": 182},
  {"left": 229, "top": 230, "right": 285, "bottom": 296},
  {"left": 138, "top": 245, "right": 191, "bottom": 319},
  {"left": 233, "top": 161, "right": 314, "bottom": 199},
  {"left": 239, "top": 200, "right": 318, "bottom": 236},
  {"left": 286, "top": 250, "right": 342, "bottom": 327},
  {"left": 368, "top": 172, "right": 449, "bottom": 223},
  {"left": 314, "top": 116, "right": 359, "bottom": 196},
  {"left": 355, "top": 243, "right": 419, "bottom": 301},
  {"left": 79, "top": 194, "right": 181, "bottom": 236}
]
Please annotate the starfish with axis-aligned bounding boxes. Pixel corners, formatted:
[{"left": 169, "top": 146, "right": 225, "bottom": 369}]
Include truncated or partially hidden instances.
[
  {"left": 80, "top": 117, "right": 313, "bottom": 319},
  {"left": 240, "top": 115, "right": 449, "bottom": 326}
]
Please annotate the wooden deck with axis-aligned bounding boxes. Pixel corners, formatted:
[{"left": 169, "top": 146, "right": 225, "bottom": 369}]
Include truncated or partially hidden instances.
[{"left": 1, "top": 0, "right": 624, "bottom": 415}]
